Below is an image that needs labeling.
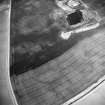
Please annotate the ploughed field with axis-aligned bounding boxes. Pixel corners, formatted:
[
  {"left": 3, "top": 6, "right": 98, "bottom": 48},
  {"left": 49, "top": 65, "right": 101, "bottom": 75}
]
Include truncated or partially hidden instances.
[
  {"left": 11, "top": 30, "right": 105, "bottom": 105},
  {"left": 10, "top": 0, "right": 105, "bottom": 105}
]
